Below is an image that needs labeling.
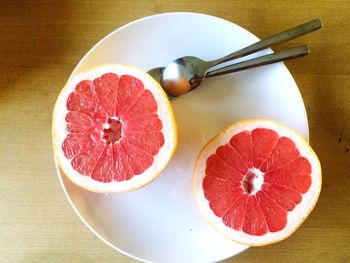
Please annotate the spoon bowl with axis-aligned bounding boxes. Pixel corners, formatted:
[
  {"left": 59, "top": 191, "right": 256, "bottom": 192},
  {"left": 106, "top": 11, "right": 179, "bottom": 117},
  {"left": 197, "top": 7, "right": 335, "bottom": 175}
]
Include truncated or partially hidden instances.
[{"left": 161, "top": 57, "right": 212, "bottom": 96}]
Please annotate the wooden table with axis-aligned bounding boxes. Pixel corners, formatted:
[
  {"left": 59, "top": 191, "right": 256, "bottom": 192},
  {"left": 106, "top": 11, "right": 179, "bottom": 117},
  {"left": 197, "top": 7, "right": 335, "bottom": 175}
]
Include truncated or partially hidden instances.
[{"left": 1, "top": 1, "right": 349, "bottom": 262}]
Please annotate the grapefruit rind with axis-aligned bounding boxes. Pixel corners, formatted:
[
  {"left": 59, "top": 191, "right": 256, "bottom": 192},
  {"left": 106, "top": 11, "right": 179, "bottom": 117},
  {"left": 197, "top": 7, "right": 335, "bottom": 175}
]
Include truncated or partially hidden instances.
[
  {"left": 193, "top": 119, "right": 321, "bottom": 246},
  {"left": 52, "top": 64, "right": 177, "bottom": 193}
]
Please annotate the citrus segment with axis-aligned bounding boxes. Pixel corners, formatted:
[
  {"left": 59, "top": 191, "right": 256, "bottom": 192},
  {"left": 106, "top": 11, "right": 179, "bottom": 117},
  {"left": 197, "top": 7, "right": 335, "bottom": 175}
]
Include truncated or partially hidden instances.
[
  {"left": 209, "top": 188, "right": 243, "bottom": 217},
  {"left": 71, "top": 140, "right": 105, "bottom": 176},
  {"left": 216, "top": 145, "right": 249, "bottom": 174},
  {"left": 222, "top": 195, "right": 248, "bottom": 231},
  {"left": 120, "top": 140, "right": 154, "bottom": 175},
  {"left": 94, "top": 73, "right": 119, "bottom": 116},
  {"left": 251, "top": 128, "right": 279, "bottom": 168},
  {"left": 123, "top": 132, "right": 164, "bottom": 155},
  {"left": 113, "top": 143, "right": 134, "bottom": 181},
  {"left": 264, "top": 157, "right": 312, "bottom": 193},
  {"left": 124, "top": 114, "right": 162, "bottom": 133},
  {"left": 256, "top": 191, "right": 287, "bottom": 232},
  {"left": 53, "top": 64, "right": 177, "bottom": 192},
  {"left": 116, "top": 75, "right": 144, "bottom": 117},
  {"left": 123, "top": 90, "right": 158, "bottom": 120},
  {"left": 260, "top": 136, "right": 300, "bottom": 172},
  {"left": 193, "top": 119, "right": 321, "bottom": 246},
  {"left": 261, "top": 183, "right": 301, "bottom": 211},
  {"left": 205, "top": 155, "right": 243, "bottom": 183},
  {"left": 242, "top": 196, "right": 268, "bottom": 236},
  {"left": 229, "top": 131, "right": 253, "bottom": 168},
  {"left": 91, "top": 145, "right": 114, "bottom": 183}
]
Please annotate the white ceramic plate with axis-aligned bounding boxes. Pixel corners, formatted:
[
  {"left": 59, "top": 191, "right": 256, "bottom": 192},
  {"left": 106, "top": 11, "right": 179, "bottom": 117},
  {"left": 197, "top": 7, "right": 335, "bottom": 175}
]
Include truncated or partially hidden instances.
[{"left": 56, "top": 12, "right": 309, "bottom": 263}]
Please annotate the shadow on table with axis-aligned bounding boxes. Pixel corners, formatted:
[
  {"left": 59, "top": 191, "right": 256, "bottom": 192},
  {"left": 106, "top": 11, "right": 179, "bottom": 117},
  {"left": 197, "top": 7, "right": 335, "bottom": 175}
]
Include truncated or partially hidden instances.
[{"left": 0, "top": 1, "right": 77, "bottom": 102}]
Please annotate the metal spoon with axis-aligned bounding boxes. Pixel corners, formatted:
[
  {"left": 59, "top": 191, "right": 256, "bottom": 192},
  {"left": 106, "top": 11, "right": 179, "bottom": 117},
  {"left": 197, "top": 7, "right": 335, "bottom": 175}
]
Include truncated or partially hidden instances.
[{"left": 147, "top": 19, "right": 322, "bottom": 97}]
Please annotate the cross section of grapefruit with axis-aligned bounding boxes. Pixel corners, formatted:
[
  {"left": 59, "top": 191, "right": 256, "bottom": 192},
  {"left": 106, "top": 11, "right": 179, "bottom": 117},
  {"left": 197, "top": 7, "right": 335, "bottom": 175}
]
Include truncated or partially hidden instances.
[
  {"left": 193, "top": 119, "right": 321, "bottom": 246},
  {"left": 53, "top": 65, "right": 177, "bottom": 193}
]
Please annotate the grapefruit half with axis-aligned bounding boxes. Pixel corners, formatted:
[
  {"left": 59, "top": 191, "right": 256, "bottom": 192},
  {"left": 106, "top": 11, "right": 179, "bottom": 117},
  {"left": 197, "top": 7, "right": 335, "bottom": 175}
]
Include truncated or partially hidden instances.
[
  {"left": 53, "top": 64, "right": 177, "bottom": 193},
  {"left": 193, "top": 119, "right": 321, "bottom": 246}
]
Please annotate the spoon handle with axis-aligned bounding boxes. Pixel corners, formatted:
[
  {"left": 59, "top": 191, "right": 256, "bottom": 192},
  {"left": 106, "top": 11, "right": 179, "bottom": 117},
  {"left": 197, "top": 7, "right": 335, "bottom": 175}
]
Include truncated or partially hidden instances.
[
  {"left": 212, "top": 19, "right": 321, "bottom": 66},
  {"left": 206, "top": 45, "right": 309, "bottom": 77}
]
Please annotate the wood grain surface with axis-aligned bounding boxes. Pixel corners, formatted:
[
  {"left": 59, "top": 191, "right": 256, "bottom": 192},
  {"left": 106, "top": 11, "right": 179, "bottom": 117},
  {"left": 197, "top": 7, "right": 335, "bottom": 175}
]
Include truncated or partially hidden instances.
[{"left": 1, "top": 1, "right": 349, "bottom": 262}]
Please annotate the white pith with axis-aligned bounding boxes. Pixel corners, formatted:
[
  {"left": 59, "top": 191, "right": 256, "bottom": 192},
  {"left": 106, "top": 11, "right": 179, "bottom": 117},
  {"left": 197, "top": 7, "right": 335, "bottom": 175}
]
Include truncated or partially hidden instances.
[
  {"left": 242, "top": 168, "right": 264, "bottom": 195},
  {"left": 52, "top": 64, "right": 177, "bottom": 193},
  {"left": 193, "top": 119, "right": 322, "bottom": 246}
]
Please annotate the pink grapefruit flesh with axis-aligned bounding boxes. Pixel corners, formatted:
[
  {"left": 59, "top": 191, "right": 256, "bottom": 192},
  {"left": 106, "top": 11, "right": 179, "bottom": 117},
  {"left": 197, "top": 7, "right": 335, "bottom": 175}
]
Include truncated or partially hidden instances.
[
  {"left": 64, "top": 74, "right": 163, "bottom": 181},
  {"left": 53, "top": 65, "right": 177, "bottom": 192},
  {"left": 193, "top": 120, "right": 321, "bottom": 246}
]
